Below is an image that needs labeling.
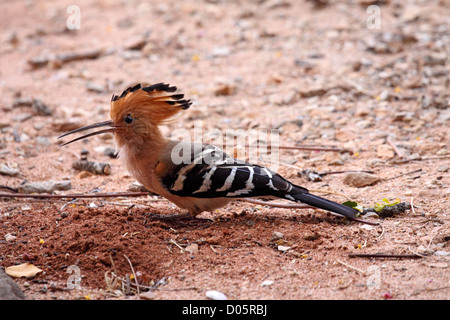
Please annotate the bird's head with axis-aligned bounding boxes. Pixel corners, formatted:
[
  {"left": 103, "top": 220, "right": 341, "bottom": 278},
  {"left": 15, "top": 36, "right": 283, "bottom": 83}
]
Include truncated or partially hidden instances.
[{"left": 58, "top": 83, "right": 191, "bottom": 148}]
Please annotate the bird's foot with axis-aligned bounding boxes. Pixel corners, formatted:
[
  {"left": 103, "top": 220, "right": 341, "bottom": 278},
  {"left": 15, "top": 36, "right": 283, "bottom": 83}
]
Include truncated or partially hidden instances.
[{"left": 143, "top": 212, "right": 213, "bottom": 226}]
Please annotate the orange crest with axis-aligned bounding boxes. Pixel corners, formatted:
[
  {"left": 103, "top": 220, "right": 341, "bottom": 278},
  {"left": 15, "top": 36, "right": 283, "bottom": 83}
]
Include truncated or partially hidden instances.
[{"left": 110, "top": 83, "right": 191, "bottom": 125}]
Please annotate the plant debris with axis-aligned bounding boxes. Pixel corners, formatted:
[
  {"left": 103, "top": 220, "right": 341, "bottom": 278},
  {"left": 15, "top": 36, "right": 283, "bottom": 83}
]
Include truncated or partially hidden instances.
[
  {"left": 364, "top": 202, "right": 411, "bottom": 218},
  {"left": 72, "top": 160, "right": 112, "bottom": 175}
]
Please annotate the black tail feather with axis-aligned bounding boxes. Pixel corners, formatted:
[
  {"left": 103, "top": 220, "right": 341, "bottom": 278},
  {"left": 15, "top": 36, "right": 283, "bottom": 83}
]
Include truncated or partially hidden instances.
[{"left": 288, "top": 190, "right": 359, "bottom": 219}]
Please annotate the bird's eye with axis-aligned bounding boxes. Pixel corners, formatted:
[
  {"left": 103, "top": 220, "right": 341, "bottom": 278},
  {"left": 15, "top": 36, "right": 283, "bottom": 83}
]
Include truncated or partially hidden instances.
[{"left": 124, "top": 114, "right": 133, "bottom": 124}]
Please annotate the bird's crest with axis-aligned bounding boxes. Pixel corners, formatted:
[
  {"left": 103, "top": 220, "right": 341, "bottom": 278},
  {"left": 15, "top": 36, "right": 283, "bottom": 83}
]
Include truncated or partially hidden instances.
[{"left": 110, "top": 83, "right": 192, "bottom": 125}]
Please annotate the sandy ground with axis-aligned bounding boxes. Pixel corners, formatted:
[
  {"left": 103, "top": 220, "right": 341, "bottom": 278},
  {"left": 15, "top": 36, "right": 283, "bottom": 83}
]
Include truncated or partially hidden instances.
[{"left": 0, "top": 0, "right": 449, "bottom": 300}]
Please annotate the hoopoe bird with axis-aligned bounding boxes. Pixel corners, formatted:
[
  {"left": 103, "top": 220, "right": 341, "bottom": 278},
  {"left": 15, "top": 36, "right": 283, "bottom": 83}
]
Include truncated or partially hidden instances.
[{"left": 59, "top": 83, "right": 359, "bottom": 220}]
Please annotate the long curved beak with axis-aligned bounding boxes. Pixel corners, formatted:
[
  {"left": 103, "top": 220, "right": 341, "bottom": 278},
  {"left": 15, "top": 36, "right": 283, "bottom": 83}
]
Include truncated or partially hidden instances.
[{"left": 57, "top": 120, "right": 120, "bottom": 146}]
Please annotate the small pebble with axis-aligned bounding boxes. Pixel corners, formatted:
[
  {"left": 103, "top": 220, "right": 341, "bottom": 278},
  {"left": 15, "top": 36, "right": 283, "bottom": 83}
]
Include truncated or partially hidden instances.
[
  {"left": 433, "top": 251, "right": 450, "bottom": 256},
  {"left": 139, "top": 291, "right": 156, "bottom": 300},
  {"left": 185, "top": 243, "right": 199, "bottom": 254},
  {"left": 299, "top": 169, "right": 322, "bottom": 182},
  {"left": 32, "top": 99, "right": 52, "bottom": 116},
  {"left": 86, "top": 81, "right": 106, "bottom": 93},
  {"left": 13, "top": 97, "right": 34, "bottom": 107},
  {"left": 343, "top": 172, "right": 380, "bottom": 188},
  {"left": 36, "top": 136, "right": 51, "bottom": 146},
  {"left": 0, "top": 163, "right": 21, "bottom": 177},
  {"left": 33, "top": 122, "right": 46, "bottom": 131},
  {"left": 437, "top": 166, "right": 448, "bottom": 173},
  {"left": 277, "top": 245, "right": 291, "bottom": 252},
  {"left": 12, "top": 113, "right": 32, "bottom": 122},
  {"left": 271, "top": 231, "right": 284, "bottom": 241},
  {"left": 329, "top": 159, "right": 344, "bottom": 166},
  {"left": 214, "top": 83, "right": 236, "bottom": 96},
  {"left": 418, "top": 190, "right": 443, "bottom": 198},
  {"left": 211, "top": 46, "right": 230, "bottom": 57},
  {"left": 205, "top": 290, "right": 227, "bottom": 300},
  {"left": 128, "top": 181, "right": 148, "bottom": 192},
  {"left": 4, "top": 233, "right": 16, "bottom": 242},
  {"left": 104, "top": 147, "right": 118, "bottom": 158},
  {"left": 261, "top": 280, "right": 274, "bottom": 287}
]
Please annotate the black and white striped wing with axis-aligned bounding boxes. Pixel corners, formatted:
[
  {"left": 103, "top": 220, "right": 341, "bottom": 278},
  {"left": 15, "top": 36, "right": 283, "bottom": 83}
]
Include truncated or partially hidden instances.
[{"left": 162, "top": 148, "right": 300, "bottom": 199}]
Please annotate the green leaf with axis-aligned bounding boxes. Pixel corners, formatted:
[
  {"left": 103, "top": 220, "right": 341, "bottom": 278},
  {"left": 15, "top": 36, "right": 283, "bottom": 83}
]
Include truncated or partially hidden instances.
[
  {"left": 343, "top": 200, "right": 358, "bottom": 207},
  {"left": 374, "top": 198, "right": 400, "bottom": 212},
  {"left": 343, "top": 200, "right": 363, "bottom": 213}
]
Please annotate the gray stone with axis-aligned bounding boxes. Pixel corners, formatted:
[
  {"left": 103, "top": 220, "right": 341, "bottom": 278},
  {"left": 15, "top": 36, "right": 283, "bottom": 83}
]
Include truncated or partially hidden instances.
[
  {"left": 0, "top": 268, "right": 25, "bottom": 300},
  {"left": 343, "top": 172, "right": 380, "bottom": 188},
  {"left": 18, "top": 180, "right": 71, "bottom": 194}
]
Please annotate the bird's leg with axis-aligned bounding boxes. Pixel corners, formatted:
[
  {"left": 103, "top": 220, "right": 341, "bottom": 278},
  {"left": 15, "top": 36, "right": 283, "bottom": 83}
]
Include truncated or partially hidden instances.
[{"left": 144, "top": 212, "right": 193, "bottom": 220}]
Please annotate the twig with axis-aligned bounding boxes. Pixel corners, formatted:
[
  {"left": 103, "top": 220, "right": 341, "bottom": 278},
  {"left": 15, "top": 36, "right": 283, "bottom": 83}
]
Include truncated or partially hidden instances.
[
  {"left": 383, "top": 169, "right": 422, "bottom": 181},
  {"left": 377, "top": 223, "right": 386, "bottom": 240},
  {"left": 28, "top": 48, "right": 103, "bottom": 69},
  {"left": 60, "top": 199, "right": 79, "bottom": 211},
  {"left": 104, "top": 255, "right": 120, "bottom": 294},
  {"left": 124, "top": 275, "right": 131, "bottom": 295},
  {"left": 427, "top": 227, "right": 443, "bottom": 251},
  {"left": 348, "top": 253, "right": 422, "bottom": 259},
  {"left": 386, "top": 136, "right": 404, "bottom": 159},
  {"left": 123, "top": 254, "right": 140, "bottom": 295},
  {"left": 48, "top": 282, "right": 72, "bottom": 292},
  {"left": 318, "top": 170, "right": 375, "bottom": 176},
  {"left": 408, "top": 247, "right": 427, "bottom": 258},
  {"left": 209, "top": 245, "right": 220, "bottom": 254},
  {"left": 169, "top": 239, "right": 184, "bottom": 253},
  {"left": 109, "top": 252, "right": 119, "bottom": 276},
  {"left": 348, "top": 218, "right": 380, "bottom": 226},
  {"left": 389, "top": 155, "right": 450, "bottom": 164},
  {"left": 0, "top": 191, "right": 150, "bottom": 199},
  {"left": 412, "top": 285, "right": 450, "bottom": 296},
  {"left": 0, "top": 185, "right": 19, "bottom": 193},
  {"left": 336, "top": 259, "right": 365, "bottom": 273},
  {"left": 102, "top": 201, "right": 163, "bottom": 208},
  {"left": 156, "top": 287, "right": 199, "bottom": 292},
  {"left": 410, "top": 197, "right": 416, "bottom": 216}
]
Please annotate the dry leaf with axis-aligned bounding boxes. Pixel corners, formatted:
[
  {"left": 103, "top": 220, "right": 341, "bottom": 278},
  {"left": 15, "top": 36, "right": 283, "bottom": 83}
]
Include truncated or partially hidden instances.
[{"left": 5, "top": 263, "right": 43, "bottom": 278}]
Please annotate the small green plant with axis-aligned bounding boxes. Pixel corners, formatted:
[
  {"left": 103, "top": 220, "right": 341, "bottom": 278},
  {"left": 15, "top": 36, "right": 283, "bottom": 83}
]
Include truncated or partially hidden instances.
[{"left": 373, "top": 198, "right": 400, "bottom": 212}]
